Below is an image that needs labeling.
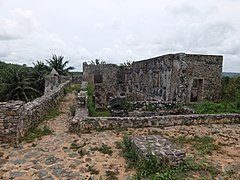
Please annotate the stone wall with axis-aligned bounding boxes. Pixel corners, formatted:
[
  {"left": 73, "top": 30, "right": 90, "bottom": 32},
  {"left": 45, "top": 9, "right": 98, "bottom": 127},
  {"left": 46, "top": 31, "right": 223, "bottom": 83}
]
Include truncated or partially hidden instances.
[
  {"left": 83, "top": 63, "right": 127, "bottom": 107},
  {"left": 126, "top": 53, "right": 223, "bottom": 103},
  {"left": 0, "top": 101, "right": 25, "bottom": 144},
  {"left": 0, "top": 80, "right": 71, "bottom": 145},
  {"left": 82, "top": 53, "right": 223, "bottom": 104},
  {"left": 70, "top": 114, "right": 240, "bottom": 133}
]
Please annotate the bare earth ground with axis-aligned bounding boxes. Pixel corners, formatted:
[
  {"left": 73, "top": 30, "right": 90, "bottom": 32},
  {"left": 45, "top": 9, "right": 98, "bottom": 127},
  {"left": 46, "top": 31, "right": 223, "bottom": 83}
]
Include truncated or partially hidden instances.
[{"left": 0, "top": 93, "right": 239, "bottom": 180}]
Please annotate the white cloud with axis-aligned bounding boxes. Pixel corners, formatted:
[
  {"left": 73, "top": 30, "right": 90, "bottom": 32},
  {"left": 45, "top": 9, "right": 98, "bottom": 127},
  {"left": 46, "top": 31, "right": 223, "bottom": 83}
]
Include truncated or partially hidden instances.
[{"left": 0, "top": 0, "right": 240, "bottom": 72}]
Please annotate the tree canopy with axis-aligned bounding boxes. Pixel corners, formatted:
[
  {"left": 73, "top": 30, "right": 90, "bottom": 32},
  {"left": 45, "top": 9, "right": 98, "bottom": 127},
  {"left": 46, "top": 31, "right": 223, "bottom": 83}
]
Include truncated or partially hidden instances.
[
  {"left": 88, "top": 59, "right": 106, "bottom": 65},
  {"left": 46, "top": 54, "right": 74, "bottom": 75},
  {"left": 0, "top": 54, "right": 75, "bottom": 102}
]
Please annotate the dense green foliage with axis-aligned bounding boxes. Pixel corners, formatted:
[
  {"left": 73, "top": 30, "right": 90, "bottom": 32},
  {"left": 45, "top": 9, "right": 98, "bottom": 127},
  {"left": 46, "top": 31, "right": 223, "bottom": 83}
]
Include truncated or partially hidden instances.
[
  {"left": 0, "top": 55, "right": 75, "bottom": 102},
  {"left": 193, "top": 101, "right": 240, "bottom": 114},
  {"left": 221, "top": 76, "right": 240, "bottom": 102},
  {"left": 0, "top": 63, "right": 41, "bottom": 102}
]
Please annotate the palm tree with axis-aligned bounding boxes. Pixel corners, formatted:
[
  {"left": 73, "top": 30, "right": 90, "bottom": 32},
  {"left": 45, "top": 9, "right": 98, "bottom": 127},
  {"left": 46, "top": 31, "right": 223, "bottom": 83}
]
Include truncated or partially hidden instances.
[
  {"left": 33, "top": 61, "right": 51, "bottom": 79},
  {"left": 0, "top": 66, "right": 40, "bottom": 102},
  {"left": 46, "top": 54, "right": 74, "bottom": 75},
  {"left": 88, "top": 59, "right": 106, "bottom": 65},
  {"left": 120, "top": 60, "right": 132, "bottom": 66},
  {"left": 32, "top": 61, "right": 51, "bottom": 94}
]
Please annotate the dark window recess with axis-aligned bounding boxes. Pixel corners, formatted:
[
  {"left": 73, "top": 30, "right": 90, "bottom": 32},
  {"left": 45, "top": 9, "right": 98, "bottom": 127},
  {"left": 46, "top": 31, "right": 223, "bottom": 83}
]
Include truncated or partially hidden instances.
[{"left": 94, "top": 74, "right": 103, "bottom": 83}]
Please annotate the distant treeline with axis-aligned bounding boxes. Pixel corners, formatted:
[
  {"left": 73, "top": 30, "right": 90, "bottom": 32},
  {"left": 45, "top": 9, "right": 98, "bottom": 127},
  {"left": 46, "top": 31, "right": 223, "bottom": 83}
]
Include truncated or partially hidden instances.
[{"left": 222, "top": 72, "right": 240, "bottom": 77}]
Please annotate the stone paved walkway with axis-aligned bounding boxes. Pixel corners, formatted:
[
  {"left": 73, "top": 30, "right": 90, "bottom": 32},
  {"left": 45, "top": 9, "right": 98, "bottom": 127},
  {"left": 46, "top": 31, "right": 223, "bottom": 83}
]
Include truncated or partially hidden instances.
[{"left": 0, "top": 94, "right": 133, "bottom": 180}]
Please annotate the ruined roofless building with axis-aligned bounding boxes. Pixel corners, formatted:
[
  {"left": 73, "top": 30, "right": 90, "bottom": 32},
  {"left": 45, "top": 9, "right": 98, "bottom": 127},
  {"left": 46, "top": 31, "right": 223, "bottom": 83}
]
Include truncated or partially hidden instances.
[{"left": 83, "top": 53, "right": 223, "bottom": 105}]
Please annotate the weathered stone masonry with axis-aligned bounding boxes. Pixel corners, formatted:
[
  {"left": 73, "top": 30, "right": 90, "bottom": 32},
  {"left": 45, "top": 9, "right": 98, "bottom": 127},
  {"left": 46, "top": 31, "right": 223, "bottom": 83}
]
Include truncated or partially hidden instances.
[
  {"left": 0, "top": 79, "right": 71, "bottom": 145},
  {"left": 83, "top": 53, "right": 223, "bottom": 105},
  {"left": 71, "top": 113, "right": 240, "bottom": 133}
]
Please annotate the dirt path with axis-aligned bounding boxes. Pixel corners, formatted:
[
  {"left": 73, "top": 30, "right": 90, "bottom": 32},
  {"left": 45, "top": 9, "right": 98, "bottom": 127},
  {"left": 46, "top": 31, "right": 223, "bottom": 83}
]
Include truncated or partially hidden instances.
[
  {"left": 0, "top": 93, "right": 133, "bottom": 180},
  {"left": 0, "top": 93, "right": 239, "bottom": 179}
]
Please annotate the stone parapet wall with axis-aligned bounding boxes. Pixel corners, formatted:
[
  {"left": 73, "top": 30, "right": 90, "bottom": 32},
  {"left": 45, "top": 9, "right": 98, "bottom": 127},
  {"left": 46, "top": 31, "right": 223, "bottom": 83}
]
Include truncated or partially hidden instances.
[
  {"left": 0, "top": 80, "right": 71, "bottom": 145},
  {"left": 0, "top": 101, "right": 25, "bottom": 144},
  {"left": 70, "top": 114, "right": 240, "bottom": 133}
]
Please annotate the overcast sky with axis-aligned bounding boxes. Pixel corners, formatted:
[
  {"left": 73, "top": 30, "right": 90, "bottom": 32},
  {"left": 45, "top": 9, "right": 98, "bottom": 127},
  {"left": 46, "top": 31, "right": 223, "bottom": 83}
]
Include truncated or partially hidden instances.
[{"left": 0, "top": 0, "right": 240, "bottom": 72}]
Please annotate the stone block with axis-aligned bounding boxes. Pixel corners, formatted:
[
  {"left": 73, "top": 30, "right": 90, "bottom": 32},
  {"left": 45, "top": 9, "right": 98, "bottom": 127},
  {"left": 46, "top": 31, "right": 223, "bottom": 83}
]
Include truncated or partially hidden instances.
[{"left": 132, "top": 135, "right": 186, "bottom": 166}]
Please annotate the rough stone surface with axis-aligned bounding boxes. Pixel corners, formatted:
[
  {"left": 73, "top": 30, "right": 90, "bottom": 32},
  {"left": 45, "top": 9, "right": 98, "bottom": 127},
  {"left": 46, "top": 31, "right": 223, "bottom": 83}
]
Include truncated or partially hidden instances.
[
  {"left": 0, "top": 78, "right": 71, "bottom": 145},
  {"left": 83, "top": 53, "right": 223, "bottom": 105},
  {"left": 132, "top": 135, "right": 186, "bottom": 165},
  {"left": 70, "top": 113, "right": 240, "bottom": 132}
]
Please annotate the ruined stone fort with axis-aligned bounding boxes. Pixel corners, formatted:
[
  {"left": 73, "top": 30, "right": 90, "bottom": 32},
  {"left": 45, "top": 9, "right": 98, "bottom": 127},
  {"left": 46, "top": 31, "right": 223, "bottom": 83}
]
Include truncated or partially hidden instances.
[
  {"left": 83, "top": 53, "right": 223, "bottom": 106},
  {"left": 1, "top": 52, "right": 239, "bottom": 145}
]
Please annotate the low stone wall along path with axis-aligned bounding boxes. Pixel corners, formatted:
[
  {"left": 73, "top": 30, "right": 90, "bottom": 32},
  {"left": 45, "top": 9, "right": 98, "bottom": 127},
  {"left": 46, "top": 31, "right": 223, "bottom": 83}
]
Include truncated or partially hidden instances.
[{"left": 0, "top": 93, "right": 134, "bottom": 179}]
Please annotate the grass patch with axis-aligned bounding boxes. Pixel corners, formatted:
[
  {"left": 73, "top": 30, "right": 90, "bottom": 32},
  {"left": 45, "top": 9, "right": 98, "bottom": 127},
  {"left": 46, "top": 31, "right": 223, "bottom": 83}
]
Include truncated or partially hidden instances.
[
  {"left": 193, "top": 101, "right": 240, "bottom": 114},
  {"left": 171, "top": 135, "right": 220, "bottom": 155},
  {"left": 121, "top": 135, "right": 219, "bottom": 179},
  {"left": 64, "top": 84, "right": 81, "bottom": 94},
  {"left": 42, "top": 107, "right": 62, "bottom": 120},
  {"left": 20, "top": 125, "right": 52, "bottom": 143},
  {"left": 91, "top": 143, "right": 113, "bottom": 155},
  {"left": 93, "top": 110, "right": 111, "bottom": 117}
]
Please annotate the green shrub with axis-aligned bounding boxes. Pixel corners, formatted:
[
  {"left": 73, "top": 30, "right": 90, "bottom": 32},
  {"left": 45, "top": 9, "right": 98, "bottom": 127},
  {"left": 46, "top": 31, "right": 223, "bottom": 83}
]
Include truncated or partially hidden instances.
[
  {"left": 87, "top": 84, "right": 94, "bottom": 96},
  {"left": 69, "top": 105, "right": 76, "bottom": 116},
  {"left": 193, "top": 101, "right": 240, "bottom": 114}
]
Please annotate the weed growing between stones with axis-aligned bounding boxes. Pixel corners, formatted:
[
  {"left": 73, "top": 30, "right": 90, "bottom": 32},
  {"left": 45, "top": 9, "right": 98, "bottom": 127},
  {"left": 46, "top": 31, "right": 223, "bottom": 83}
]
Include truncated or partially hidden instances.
[
  {"left": 70, "top": 141, "right": 86, "bottom": 151},
  {"left": 86, "top": 165, "right": 100, "bottom": 175},
  {"left": 91, "top": 143, "right": 113, "bottom": 155},
  {"left": 105, "top": 170, "right": 119, "bottom": 180},
  {"left": 120, "top": 135, "right": 219, "bottom": 179},
  {"left": 20, "top": 125, "right": 52, "bottom": 143},
  {"left": 41, "top": 107, "right": 62, "bottom": 120},
  {"left": 226, "top": 167, "right": 238, "bottom": 178},
  {"left": 69, "top": 105, "right": 76, "bottom": 116},
  {"left": 78, "top": 148, "right": 87, "bottom": 157},
  {"left": 171, "top": 135, "right": 220, "bottom": 155},
  {"left": 64, "top": 84, "right": 81, "bottom": 94}
]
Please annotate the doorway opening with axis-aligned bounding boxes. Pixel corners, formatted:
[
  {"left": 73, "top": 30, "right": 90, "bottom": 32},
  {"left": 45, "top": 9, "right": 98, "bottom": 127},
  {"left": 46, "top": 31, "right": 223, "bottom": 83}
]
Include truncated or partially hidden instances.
[{"left": 190, "top": 78, "right": 204, "bottom": 102}]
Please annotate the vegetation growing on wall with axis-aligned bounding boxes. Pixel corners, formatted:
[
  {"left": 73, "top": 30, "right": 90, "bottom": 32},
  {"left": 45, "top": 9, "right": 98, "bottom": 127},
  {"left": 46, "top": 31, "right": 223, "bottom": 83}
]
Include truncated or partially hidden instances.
[{"left": 86, "top": 84, "right": 111, "bottom": 117}]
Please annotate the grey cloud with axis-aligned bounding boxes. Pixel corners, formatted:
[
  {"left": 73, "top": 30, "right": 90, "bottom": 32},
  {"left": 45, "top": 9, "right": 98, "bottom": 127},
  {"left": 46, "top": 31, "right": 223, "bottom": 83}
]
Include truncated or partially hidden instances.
[{"left": 165, "top": 3, "right": 218, "bottom": 18}]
